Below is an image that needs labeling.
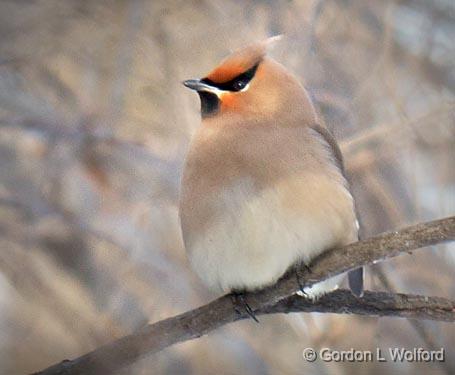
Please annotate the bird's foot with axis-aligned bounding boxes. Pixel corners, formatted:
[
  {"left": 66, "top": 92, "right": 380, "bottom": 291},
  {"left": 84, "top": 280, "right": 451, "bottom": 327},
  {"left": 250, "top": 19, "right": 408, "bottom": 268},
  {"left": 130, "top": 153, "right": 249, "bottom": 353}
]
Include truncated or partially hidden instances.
[
  {"left": 230, "top": 291, "right": 259, "bottom": 323},
  {"left": 303, "top": 262, "right": 312, "bottom": 274},
  {"left": 295, "top": 262, "right": 312, "bottom": 296}
]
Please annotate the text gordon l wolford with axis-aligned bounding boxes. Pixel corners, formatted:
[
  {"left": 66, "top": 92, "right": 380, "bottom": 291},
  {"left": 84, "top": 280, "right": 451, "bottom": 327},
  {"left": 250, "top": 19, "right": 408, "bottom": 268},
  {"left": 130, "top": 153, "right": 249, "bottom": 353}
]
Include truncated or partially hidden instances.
[{"left": 302, "top": 347, "right": 445, "bottom": 363}]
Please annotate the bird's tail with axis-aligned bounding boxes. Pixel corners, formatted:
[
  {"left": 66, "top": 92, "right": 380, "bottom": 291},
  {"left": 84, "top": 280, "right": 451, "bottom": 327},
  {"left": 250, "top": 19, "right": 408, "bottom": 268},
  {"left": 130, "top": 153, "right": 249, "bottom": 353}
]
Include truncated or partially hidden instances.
[{"left": 348, "top": 267, "right": 364, "bottom": 297}]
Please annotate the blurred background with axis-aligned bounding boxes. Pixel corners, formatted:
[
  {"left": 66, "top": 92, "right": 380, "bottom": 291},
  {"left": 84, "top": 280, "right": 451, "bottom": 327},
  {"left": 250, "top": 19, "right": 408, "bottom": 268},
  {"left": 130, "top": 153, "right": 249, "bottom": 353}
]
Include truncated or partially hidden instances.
[{"left": 0, "top": 0, "right": 454, "bottom": 374}]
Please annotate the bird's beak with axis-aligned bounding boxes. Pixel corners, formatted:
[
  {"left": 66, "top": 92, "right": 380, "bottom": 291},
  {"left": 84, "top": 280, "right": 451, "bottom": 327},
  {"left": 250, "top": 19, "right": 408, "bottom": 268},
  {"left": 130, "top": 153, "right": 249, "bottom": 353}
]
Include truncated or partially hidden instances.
[{"left": 183, "top": 79, "right": 218, "bottom": 93}]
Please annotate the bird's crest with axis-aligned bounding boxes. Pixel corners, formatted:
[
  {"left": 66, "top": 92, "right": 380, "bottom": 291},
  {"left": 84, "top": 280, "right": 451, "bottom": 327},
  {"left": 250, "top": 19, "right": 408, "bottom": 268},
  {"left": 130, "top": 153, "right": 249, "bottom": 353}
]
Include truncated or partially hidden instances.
[{"left": 205, "top": 36, "right": 282, "bottom": 84}]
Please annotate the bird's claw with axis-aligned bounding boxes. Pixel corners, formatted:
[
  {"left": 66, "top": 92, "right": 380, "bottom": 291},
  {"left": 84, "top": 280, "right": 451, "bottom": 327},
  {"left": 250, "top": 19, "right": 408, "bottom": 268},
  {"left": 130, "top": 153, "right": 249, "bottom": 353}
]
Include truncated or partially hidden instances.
[
  {"left": 231, "top": 292, "right": 259, "bottom": 323},
  {"left": 295, "top": 263, "right": 312, "bottom": 296}
]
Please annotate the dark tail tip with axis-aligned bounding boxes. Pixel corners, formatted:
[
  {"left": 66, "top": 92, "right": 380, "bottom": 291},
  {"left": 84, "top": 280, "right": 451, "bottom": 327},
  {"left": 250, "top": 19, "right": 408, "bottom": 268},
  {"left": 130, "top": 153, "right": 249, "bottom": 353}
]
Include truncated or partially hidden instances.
[{"left": 348, "top": 267, "right": 364, "bottom": 297}]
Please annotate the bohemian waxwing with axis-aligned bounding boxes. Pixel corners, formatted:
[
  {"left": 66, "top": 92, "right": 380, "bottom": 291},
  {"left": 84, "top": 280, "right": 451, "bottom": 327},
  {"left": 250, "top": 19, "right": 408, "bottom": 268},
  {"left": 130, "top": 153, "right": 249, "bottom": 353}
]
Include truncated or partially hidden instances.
[{"left": 180, "top": 38, "right": 363, "bottom": 304}]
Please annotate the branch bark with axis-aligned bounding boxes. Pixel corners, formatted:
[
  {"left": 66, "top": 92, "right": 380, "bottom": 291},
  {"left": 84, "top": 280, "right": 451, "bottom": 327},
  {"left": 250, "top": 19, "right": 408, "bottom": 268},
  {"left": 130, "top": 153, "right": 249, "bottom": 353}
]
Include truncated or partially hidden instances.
[
  {"left": 33, "top": 216, "right": 455, "bottom": 375},
  {"left": 265, "top": 289, "right": 455, "bottom": 321}
]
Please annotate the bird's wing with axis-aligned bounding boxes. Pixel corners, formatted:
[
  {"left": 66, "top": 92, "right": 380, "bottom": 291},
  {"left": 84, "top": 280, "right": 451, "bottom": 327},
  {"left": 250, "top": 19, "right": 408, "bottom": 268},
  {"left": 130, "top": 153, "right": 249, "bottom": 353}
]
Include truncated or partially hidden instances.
[
  {"left": 309, "top": 123, "right": 364, "bottom": 297},
  {"left": 309, "top": 123, "right": 345, "bottom": 173}
]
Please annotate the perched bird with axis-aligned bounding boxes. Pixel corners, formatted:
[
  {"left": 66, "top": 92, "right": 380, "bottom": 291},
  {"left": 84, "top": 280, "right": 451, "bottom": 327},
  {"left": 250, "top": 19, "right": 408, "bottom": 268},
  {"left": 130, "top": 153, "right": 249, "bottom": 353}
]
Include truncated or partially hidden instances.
[{"left": 180, "top": 38, "right": 363, "bottom": 303}]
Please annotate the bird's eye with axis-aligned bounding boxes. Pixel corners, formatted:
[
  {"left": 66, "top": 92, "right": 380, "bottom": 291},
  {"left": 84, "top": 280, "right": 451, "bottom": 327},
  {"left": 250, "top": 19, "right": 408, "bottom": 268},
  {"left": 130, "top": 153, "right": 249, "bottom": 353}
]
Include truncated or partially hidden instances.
[
  {"left": 200, "top": 62, "right": 259, "bottom": 92},
  {"left": 232, "top": 79, "right": 247, "bottom": 91}
]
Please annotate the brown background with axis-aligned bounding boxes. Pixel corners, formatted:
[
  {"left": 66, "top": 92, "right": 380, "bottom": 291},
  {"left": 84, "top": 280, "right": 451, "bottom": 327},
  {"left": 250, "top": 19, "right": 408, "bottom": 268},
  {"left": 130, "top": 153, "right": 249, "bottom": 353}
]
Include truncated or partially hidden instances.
[{"left": 0, "top": 0, "right": 454, "bottom": 374}]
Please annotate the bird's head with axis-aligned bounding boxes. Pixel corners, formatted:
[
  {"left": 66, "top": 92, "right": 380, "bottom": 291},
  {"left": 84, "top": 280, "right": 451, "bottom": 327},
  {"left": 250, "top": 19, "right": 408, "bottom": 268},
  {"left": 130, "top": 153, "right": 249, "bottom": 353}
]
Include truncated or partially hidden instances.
[{"left": 183, "top": 37, "right": 316, "bottom": 125}]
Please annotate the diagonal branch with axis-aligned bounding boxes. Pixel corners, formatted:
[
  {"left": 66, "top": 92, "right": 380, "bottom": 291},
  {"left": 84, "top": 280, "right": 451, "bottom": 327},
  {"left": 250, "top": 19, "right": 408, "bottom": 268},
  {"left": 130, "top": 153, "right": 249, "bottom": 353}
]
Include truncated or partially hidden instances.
[{"left": 33, "top": 216, "right": 455, "bottom": 375}]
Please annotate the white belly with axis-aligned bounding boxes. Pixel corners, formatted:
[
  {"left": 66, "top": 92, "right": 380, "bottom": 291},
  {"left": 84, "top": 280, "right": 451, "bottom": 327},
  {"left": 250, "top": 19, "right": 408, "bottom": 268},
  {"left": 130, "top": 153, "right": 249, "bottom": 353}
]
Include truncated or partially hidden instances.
[{"left": 186, "top": 176, "right": 357, "bottom": 295}]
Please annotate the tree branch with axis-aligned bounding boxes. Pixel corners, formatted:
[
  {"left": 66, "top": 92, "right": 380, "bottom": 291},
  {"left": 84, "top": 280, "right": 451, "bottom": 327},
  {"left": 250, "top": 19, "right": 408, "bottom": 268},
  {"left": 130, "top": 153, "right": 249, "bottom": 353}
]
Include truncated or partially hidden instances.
[
  {"left": 33, "top": 216, "right": 455, "bottom": 375},
  {"left": 264, "top": 289, "right": 455, "bottom": 321}
]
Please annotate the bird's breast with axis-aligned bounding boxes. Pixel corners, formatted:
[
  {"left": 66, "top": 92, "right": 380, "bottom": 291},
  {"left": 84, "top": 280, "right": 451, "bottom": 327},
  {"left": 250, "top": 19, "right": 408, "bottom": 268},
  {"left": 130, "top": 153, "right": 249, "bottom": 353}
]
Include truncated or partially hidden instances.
[
  {"left": 179, "top": 124, "right": 357, "bottom": 292},
  {"left": 180, "top": 172, "right": 357, "bottom": 292}
]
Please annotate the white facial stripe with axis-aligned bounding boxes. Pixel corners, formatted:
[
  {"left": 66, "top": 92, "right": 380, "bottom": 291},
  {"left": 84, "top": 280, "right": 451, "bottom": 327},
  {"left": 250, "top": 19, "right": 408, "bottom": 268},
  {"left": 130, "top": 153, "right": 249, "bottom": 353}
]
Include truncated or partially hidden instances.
[
  {"left": 199, "top": 86, "right": 225, "bottom": 98},
  {"left": 201, "top": 83, "right": 250, "bottom": 98},
  {"left": 239, "top": 83, "right": 250, "bottom": 92}
]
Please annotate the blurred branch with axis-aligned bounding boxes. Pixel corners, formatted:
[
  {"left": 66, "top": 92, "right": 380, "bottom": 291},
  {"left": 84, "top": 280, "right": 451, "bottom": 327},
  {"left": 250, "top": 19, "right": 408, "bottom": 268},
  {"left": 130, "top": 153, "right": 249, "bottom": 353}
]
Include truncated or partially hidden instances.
[
  {"left": 33, "top": 216, "right": 455, "bottom": 375},
  {"left": 373, "top": 264, "right": 455, "bottom": 375},
  {"left": 101, "top": 0, "right": 144, "bottom": 130},
  {"left": 340, "top": 101, "right": 455, "bottom": 156},
  {"left": 359, "top": 1, "right": 455, "bottom": 92}
]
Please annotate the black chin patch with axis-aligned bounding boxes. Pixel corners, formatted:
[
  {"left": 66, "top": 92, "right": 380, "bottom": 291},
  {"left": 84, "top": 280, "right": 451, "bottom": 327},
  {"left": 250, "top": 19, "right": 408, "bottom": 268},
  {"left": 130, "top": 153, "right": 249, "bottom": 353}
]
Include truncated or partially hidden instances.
[{"left": 198, "top": 91, "right": 219, "bottom": 117}]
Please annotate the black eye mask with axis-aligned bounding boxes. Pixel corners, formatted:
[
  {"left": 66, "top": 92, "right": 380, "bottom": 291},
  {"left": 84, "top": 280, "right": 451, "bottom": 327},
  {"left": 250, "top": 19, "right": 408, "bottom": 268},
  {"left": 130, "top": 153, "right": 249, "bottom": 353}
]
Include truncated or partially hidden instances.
[{"left": 201, "top": 62, "right": 260, "bottom": 92}]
